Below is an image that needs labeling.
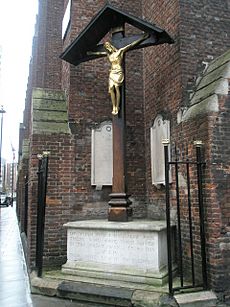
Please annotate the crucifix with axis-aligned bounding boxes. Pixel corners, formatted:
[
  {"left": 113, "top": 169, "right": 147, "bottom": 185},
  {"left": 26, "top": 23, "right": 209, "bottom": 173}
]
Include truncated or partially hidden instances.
[
  {"left": 88, "top": 29, "right": 149, "bottom": 116},
  {"left": 87, "top": 26, "right": 149, "bottom": 221},
  {"left": 60, "top": 4, "right": 174, "bottom": 222}
]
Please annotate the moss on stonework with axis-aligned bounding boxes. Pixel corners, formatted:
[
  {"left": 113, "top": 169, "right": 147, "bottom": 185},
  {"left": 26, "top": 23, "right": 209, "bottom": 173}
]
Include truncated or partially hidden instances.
[
  {"left": 33, "top": 109, "right": 68, "bottom": 122},
  {"left": 22, "top": 139, "right": 29, "bottom": 159},
  {"left": 32, "top": 87, "right": 66, "bottom": 101},
  {"left": 182, "top": 94, "right": 219, "bottom": 122},
  {"left": 33, "top": 99, "right": 68, "bottom": 111},
  {"left": 183, "top": 49, "right": 230, "bottom": 122},
  {"left": 196, "top": 63, "right": 230, "bottom": 92},
  {"left": 206, "top": 49, "right": 230, "bottom": 74},
  {"left": 32, "top": 88, "right": 70, "bottom": 134},
  {"left": 191, "top": 78, "right": 228, "bottom": 106}
]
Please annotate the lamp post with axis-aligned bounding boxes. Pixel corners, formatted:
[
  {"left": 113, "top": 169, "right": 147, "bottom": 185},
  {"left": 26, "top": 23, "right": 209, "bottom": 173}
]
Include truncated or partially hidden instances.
[
  {"left": 0, "top": 106, "right": 6, "bottom": 206},
  {"left": 11, "top": 146, "right": 16, "bottom": 207}
]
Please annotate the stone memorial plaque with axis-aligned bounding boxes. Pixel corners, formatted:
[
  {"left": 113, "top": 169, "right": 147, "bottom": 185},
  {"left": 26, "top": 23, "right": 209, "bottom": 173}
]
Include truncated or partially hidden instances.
[
  {"left": 150, "top": 115, "right": 170, "bottom": 185},
  {"left": 91, "top": 121, "right": 113, "bottom": 186}
]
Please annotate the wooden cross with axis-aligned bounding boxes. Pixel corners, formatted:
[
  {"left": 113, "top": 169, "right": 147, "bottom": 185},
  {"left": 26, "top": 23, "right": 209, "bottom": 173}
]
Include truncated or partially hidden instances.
[
  {"left": 108, "top": 27, "right": 131, "bottom": 222},
  {"left": 93, "top": 27, "right": 149, "bottom": 221}
]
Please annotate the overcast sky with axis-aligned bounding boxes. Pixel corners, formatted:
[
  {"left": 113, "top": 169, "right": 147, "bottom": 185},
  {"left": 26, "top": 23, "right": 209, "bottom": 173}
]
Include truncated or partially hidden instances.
[{"left": 0, "top": 0, "right": 38, "bottom": 161}]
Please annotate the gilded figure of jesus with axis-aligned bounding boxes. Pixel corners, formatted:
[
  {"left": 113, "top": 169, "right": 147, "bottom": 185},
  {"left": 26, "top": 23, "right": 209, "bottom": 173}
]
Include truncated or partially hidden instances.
[{"left": 88, "top": 33, "right": 149, "bottom": 115}]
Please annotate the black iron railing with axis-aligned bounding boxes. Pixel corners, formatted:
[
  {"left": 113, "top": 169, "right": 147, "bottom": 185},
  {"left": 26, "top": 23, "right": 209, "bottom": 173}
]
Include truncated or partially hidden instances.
[
  {"left": 24, "top": 175, "right": 28, "bottom": 235},
  {"left": 164, "top": 140, "right": 207, "bottom": 295}
]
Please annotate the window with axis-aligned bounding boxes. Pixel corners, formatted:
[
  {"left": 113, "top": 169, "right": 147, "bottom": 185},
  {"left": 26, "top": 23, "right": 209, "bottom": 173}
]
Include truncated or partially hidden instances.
[{"left": 150, "top": 115, "right": 170, "bottom": 185}]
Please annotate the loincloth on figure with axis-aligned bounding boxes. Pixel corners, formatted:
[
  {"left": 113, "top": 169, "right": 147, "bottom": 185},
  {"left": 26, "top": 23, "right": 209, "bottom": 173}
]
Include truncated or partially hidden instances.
[{"left": 108, "top": 68, "right": 124, "bottom": 92}]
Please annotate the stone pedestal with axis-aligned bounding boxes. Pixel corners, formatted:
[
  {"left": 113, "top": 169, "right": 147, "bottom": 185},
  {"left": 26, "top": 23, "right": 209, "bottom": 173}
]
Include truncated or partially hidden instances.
[{"left": 62, "top": 220, "right": 175, "bottom": 286}]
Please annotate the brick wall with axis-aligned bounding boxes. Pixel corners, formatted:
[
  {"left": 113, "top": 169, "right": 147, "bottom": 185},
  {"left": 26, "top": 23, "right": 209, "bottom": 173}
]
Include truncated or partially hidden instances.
[
  {"left": 179, "top": 0, "right": 230, "bottom": 101},
  {"left": 142, "top": 0, "right": 230, "bottom": 297},
  {"left": 174, "top": 1, "right": 230, "bottom": 298},
  {"left": 208, "top": 93, "right": 230, "bottom": 298},
  {"left": 142, "top": 0, "right": 181, "bottom": 218},
  {"left": 27, "top": 88, "right": 74, "bottom": 268},
  {"left": 28, "top": 132, "right": 75, "bottom": 267},
  {"left": 142, "top": 0, "right": 230, "bottom": 217},
  {"left": 33, "top": 0, "right": 63, "bottom": 89},
  {"left": 174, "top": 95, "right": 230, "bottom": 299}
]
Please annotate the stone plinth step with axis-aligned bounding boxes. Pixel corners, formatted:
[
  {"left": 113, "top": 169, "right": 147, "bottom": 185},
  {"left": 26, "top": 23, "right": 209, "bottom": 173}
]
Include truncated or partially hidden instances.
[
  {"left": 31, "top": 270, "right": 179, "bottom": 306},
  {"left": 174, "top": 290, "right": 217, "bottom": 307},
  {"left": 57, "top": 280, "right": 133, "bottom": 306}
]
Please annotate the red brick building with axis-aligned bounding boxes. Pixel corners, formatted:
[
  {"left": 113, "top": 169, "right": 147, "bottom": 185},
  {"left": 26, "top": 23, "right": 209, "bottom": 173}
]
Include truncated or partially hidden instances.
[{"left": 17, "top": 0, "right": 230, "bottom": 300}]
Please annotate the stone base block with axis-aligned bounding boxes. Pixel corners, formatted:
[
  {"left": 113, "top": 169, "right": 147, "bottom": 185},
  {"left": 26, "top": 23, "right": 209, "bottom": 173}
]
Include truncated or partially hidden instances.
[
  {"left": 62, "top": 261, "right": 169, "bottom": 287},
  {"left": 62, "top": 220, "right": 175, "bottom": 287},
  {"left": 174, "top": 291, "right": 217, "bottom": 307}
]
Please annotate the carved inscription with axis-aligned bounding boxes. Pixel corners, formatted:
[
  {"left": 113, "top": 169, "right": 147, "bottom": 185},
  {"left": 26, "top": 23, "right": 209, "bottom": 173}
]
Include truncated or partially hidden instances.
[{"left": 67, "top": 229, "right": 160, "bottom": 270}]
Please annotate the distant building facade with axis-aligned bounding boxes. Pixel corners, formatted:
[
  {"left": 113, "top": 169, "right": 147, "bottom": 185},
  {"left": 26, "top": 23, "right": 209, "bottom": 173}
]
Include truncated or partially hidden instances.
[
  {"left": 1, "top": 159, "right": 17, "bottom": 195},
  {"left": 17, "top": 0, "right": 230, "bottom": 300}
]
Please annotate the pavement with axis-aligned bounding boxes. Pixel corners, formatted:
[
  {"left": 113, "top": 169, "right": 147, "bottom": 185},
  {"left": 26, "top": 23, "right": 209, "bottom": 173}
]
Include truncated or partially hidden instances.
[{"left": 0, "top": 205, "right": 87, "bottom": 307}]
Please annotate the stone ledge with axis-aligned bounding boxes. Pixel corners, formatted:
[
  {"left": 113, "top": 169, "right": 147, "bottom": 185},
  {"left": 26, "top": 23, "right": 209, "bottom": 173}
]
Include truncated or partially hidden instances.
[
  {"left": 30, "top": 272, "right": 59, "bottom": 297},
  {"left": 174, "top": 290, "right": 217, "bottom": 307},
  {"left": 64, "top": 219, "right": 168, "bottom": 231},
  {"left": 182, "top": 94, "right": 219, "bottom": 122},
  {"left": 62, "top": 261, "right": 170, "bottom": 287},
  {"left": 44, "top": 269, "right": 169, "bottom": 292},
  {"left": 32, "top": 88, "right": 66, "bottom": 101},
  {"left": 132, "top": 291, "right": 179, "bottom": 307}
]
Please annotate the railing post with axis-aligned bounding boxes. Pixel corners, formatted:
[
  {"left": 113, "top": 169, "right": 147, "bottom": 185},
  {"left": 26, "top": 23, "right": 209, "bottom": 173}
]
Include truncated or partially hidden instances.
[
  {"left": 186, "top": 157, "right": 195, "bottom": 286},
  {"left": 194, "top": 141, "right": 207, "bottom": 289},
  {"left": 174, "top": 144, "right": 183, "bottom": 288},
  {"left": 163, "top": 139, "right": 173, "bottom": 295},
  {"left": 36, "top": 152, "right": 50, "bottom": 277},
  {"left": 36, "top": 154, "right": 43, "bottom": 276},
  {"left": 24, "top": 175, "right": 29, "bottom": 236}
]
